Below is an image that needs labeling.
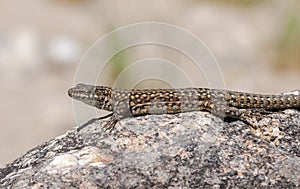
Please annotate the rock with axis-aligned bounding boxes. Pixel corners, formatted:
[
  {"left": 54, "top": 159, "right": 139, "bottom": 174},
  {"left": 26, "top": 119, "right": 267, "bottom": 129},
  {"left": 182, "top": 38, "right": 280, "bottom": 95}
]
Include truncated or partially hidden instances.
[{"left": 0, "top": 110, "right": 299, "bottom": 188}]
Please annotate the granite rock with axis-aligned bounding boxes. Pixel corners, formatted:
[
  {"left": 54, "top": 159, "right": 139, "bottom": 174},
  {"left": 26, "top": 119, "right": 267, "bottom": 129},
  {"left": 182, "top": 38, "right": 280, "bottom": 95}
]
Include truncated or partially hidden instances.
[{"left": 0, "top": 110, "right": 299, "bottom": 188}]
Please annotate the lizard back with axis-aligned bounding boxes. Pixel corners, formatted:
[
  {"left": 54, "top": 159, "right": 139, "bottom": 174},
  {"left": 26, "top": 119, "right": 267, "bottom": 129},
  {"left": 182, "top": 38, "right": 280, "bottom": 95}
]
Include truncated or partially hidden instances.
[
  {"left": 68, "top": 84, "right": 300, "bottom": 117},
  {"left": 120, "top": 88, "right": 300, "bottom": 116}
]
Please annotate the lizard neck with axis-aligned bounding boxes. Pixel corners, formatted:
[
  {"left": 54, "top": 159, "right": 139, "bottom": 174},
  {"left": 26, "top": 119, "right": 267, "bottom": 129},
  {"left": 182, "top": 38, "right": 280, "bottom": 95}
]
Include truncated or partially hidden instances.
[{"left": 95, "top": 87, "right": 113, "bottom": 111}]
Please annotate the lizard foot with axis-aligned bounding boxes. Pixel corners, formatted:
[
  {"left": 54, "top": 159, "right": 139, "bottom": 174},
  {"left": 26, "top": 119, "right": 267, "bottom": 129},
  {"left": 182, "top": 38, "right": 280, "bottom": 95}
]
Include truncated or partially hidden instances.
[{"left": 77, "top": 113, "right": 114, "bottom": 131}]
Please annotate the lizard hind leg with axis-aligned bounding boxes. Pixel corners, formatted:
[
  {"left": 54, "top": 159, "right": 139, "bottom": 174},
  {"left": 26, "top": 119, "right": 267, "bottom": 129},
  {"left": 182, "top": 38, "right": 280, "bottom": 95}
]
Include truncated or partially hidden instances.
[
  {"left": 219, "top": 106, "right": 273, "bottom": 129},
  {"left": 235, "top": 108, "right": 274, "bottom": 129}
]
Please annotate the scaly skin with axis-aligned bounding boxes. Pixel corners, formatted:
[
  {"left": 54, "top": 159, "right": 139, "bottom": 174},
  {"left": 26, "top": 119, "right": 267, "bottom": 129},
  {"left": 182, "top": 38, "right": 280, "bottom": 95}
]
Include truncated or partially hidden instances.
[{"left": 68, "top": 83, "right": 300, "bottom": 131}]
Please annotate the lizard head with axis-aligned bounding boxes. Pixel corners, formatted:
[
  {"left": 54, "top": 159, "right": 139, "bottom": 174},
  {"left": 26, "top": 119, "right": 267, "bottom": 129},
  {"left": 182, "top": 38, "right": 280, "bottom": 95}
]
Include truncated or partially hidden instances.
[{"left": 68, "top": 83, "right": 112, "bottom": 110}]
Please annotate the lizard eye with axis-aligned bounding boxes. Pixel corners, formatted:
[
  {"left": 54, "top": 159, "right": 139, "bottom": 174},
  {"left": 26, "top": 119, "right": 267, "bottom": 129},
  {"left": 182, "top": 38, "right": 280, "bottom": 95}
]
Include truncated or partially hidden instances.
[{"left": 76, "top": 83, "right": 86, "bottom": 89}]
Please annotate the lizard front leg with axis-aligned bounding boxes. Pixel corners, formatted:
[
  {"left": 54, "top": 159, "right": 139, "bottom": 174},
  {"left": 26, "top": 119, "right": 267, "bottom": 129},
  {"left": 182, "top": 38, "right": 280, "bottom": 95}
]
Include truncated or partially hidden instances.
[
  {"left": 102, "top": 114, "right": 124, "bottom": 131},
  {"left": 77, "top": 113, "right": 114, "bottom": 131},
  {"left": 77, "top": 113, "right": 126, "bottom": 132}
]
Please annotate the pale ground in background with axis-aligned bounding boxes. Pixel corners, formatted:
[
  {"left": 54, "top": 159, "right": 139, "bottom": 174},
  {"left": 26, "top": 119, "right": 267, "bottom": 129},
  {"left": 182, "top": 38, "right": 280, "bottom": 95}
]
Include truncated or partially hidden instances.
[{"left": 0, "top": 0, "right": 299, "bottom": 166}]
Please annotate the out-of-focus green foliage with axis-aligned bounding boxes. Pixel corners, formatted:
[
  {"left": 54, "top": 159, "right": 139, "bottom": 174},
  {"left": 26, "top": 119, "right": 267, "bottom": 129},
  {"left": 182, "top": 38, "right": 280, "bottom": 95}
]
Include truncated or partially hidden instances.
[
  {"left": 109, "top": 39, "right": 129, "bottom": 86},
  {"left": 275, "top": 11, "right": 300, "bottom": 70}
]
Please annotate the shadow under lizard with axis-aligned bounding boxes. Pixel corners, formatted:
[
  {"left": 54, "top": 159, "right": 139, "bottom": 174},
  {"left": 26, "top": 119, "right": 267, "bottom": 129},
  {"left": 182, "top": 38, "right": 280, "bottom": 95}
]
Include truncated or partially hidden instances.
[{"left": 68, "top": 84, "right": 300, "bottom": 131}]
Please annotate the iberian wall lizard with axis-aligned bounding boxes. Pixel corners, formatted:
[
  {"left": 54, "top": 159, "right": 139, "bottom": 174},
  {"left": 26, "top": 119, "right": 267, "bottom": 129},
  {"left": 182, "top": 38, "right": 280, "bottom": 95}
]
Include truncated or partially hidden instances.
[{"left": 68, "top": 84, "right": 300, "bottom": 131}]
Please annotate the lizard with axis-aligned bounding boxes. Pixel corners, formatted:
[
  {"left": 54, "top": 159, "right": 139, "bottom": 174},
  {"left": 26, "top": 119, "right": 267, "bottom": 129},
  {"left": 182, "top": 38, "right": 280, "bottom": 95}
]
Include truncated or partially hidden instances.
[{"left": 68, "top": 83, "right": 300, "bottom": 131}]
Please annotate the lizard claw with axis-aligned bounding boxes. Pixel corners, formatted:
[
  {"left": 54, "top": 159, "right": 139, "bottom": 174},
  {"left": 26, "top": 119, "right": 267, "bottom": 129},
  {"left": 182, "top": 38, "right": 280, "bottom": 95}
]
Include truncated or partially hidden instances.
[
  {"left": 102, "top": 114, "right": 120, "bottom": 132},
  {"left": 77, "top": 113, "right": 114, "bottom": 131}
]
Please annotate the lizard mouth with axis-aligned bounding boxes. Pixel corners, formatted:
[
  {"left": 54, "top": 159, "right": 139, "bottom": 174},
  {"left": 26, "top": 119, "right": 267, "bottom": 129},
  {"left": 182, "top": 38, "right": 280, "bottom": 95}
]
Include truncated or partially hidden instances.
[{"left": 68, "top": 87, "right": 76, "bottom": 98}]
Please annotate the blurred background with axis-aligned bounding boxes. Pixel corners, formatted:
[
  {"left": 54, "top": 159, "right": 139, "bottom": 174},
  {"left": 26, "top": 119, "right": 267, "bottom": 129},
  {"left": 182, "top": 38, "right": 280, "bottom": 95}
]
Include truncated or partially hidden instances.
[{"left": 0, "top": 0, "right": 299, "bottom": 167}]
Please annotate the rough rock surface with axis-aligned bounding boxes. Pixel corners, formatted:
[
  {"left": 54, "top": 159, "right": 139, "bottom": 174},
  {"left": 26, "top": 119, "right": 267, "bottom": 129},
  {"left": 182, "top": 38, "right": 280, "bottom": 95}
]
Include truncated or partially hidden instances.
[{"left": 0, "top": 110, "right": 299, "bottom": 188}]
